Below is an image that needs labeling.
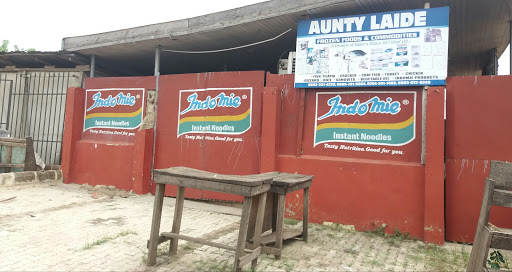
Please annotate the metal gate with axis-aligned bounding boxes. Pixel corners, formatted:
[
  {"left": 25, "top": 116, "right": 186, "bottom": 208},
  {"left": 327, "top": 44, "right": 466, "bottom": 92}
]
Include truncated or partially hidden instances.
[{"left": 0, "top": 71, "right": 83, "bottom": 166}]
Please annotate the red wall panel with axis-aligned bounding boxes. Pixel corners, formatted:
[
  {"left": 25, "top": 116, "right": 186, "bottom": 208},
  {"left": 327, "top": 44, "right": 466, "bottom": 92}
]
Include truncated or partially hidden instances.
[
  {"left": 63, "top": 77, "right": 155, "bottom": 191},
  {"left": 154, "top": 71, "right": 265, "bottom": 200},
  {"left": 445, "top": 75, "right": 512, "bottom": 243}
]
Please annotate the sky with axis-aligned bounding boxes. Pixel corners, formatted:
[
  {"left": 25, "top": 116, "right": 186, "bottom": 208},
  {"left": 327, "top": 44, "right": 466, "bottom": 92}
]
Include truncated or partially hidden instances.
[
  {"left": 1, "top": 0, "right": 510, "bottom": 75},
  {"left": 1, "top": 0, "right": 267, "bottom": 51}
]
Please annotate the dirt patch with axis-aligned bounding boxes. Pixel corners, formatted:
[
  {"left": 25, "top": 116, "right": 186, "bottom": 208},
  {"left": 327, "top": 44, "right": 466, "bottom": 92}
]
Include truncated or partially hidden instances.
[
  {"left": 80, "top": 184, "right": 132, "bottom": 199},
  {"left": 89, "top": 216, "right": 125, "bottom": 226}
]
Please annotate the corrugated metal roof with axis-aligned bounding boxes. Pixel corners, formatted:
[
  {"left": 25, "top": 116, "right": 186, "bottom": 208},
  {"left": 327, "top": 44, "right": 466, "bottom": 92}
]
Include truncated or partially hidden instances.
[
  {"left": 54, "top": 0, "right": 512, "bottom": 76},
  {"left": 0, "top": 51, "right": 90, "bottom": 69}
]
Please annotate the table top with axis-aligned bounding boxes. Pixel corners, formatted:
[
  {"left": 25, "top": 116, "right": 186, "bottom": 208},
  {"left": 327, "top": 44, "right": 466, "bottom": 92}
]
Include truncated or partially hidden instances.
[
  {"left": 154, "top": 167, "right": 313, "bottom": 188},
  {"left": 154, "top": 167, "right": 274, "bottom": 187}
]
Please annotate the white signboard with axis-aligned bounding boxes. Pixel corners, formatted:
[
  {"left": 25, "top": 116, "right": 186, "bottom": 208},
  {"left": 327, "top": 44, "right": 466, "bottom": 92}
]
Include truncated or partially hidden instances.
[{"left": 294, "top": 7, "right": 449, "bottom": 88}]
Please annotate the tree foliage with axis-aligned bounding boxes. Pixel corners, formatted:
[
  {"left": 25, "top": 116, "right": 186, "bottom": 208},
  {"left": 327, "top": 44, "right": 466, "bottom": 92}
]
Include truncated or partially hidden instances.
[
  {"left": 0, "top": 40, "right": 36, "bottom": 52},
  {"left": 0, "top": 40, "right": 8, "bottom": 52}
]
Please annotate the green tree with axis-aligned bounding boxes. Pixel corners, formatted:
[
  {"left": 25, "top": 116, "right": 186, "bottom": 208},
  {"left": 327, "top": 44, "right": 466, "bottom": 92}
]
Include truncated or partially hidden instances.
[
  {"left": 0, "top": 40, "right": 8, "bottom": 52},
  {"left": 0, "top": 40, "right": 36, "bottom": 52}
]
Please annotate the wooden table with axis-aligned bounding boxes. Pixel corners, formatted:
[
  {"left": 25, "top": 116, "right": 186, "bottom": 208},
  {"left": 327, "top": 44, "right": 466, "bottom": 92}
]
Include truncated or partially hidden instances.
[
  {"left": 248, "top": 173, "right": 313, "bottom": 259},
  {"left": 147, "top": 167, "right": 273, "bottom": 272}
]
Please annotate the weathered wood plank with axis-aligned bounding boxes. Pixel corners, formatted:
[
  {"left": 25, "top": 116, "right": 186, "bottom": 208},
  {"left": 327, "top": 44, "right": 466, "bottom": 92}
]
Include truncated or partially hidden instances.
[
  {"left": 146, "top": 236, "right": 171, "bottom": 249},
  {"left": 154, "top": 174, "right": 270, "bottom": 196},
  {"left": 24, "top": 137, "right": 37, "bottom": 171},
  {"left": 468, "top": 178, "right": 494, "bottom": 271},
  {"left": 0, "top": 141, "right": 25, "bottom": 147},
  {"left": 490, "top": 230, "right": 512, "bottom": 251},
  {"left": 489, "top": 161, "right": 512, "bottom": 190},
  {"left": 272, "top": 173, "right": 313, "bottom": 186},
  {"left": 0, "top": 137, "right": 26, "bottom": 143},
  {"left": 161, "top": 232, "right": 237, "bottom": 251},
  {"left": 147, "top": 184, "right": 165, "bottom": 266},
  {"left": 303, "top": 187, "right": 309, "bottom": 242},
  {"left": 492, "top": 189, "right": 512, "bottom": 208},
  {"left": 251, "top": 192, "right": 267, "bottom": 270},
  {"left": 270, "top": 180, "right": 312, "bottom": 194},
  {"left": 274, "top": 194, "right": 286, "bottom": 260},
  {"left": 154, "top": 167, "right": 273, "bottom": 186},
  {"left": 234, "top": 196, "right": 253, "bottom": 272},
  {"left": 170, "top": 186, "right": 185, "bottom": 255},
  {"left": 260, "top": 245, "right": 280, "bottom": 256},
  {"left": 0, "top": 163, "right": 25, "bottom": 168},
  {"left": 248, "top": 184, "right": 271, "bottom": 196},
  {"left": 239, "top": 246, "right": 261, "bottom": 267},
  {"left": 259, "top": 229, "right": 303, "bottom": 245}
]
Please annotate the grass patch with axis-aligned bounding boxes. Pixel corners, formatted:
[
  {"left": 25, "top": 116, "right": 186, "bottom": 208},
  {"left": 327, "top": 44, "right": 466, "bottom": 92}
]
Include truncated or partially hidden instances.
[
  {"left": 182, "top": 243, "right": 194, "bottom": 251},
  {"left": 140, "top": 241, "right": 170, "bottom": 263},
  {"left": 369, "top": 258, "right": 385, "bottom": 268},
  {"left": 284, "top": 218, "right": 300, "bottom": 225},
  {"left": 364, "top": 223, "right": 414, "bottom": 247},
  {"left": 82, "top": 230, "right": 136, "bottom": 250},
  {"left": 417, "top": 243, "right": 469, "bottom": 271}
]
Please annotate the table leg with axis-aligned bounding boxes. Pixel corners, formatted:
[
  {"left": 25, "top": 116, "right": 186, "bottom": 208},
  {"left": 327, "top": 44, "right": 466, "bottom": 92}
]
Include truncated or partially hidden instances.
[
  {"left": 233, "top": 196, "right": 253, "bottom": 272},
  {"left": 272, "top": 193, "right": 278, "bottom": 232},
  {"left": 147, "top": 183, "right": 166, "bottom": 266},
  {"left": 169, "top": 186, "right": 186, "bottom": 255},
  {"left": 303, "top": 187, "right": 309, "bottom": 242},
  {"left": 251, "top": 192, "right": 267, "bottom": 271},
  {"left": 275, "top": 194, "right": 286, "bottom": 260}
]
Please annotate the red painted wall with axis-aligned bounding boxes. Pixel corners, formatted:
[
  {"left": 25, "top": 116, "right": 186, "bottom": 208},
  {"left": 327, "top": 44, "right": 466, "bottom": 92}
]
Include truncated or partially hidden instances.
[
  {"left": 267, "top": 74, "right": 445, "bottom": 242},
  {"left": 153, "top": 71, "right": 265, "bottom": 201},
  {"left": 62, "top": 72, "right": 446, "bottom": 243},
  {"left": 61, "top": 77, "right": 155, "bottom": 193},
  {"left": 445, "top": 76, "right": 512, "bottom": 243}
]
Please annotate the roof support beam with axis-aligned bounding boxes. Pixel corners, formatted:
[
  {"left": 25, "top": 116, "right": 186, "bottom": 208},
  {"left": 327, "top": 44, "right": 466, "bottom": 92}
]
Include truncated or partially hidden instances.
[
  {"left": 90, "top": 55, "right": 96, "bottom": 78},
  {"left": 154, "top": 46, "right": 161, "bottom": 76}
]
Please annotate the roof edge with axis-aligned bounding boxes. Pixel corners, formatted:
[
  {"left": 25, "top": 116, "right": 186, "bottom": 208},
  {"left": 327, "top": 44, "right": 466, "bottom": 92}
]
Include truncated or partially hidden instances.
[{"left": 62, "top": 0, "right": 352, "bottom": 52}]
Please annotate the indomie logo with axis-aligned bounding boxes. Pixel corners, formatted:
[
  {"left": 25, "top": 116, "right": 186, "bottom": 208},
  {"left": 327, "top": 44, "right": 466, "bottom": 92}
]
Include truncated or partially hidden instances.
[
  {"left": 180, "top": 92, "right": 241, "bottom": 115},
  {"left": 318, "top": 95, "right": 401, "bottom": 120},
  {"left": 87, "top": 92, "right": 136, "bottom": 111}
]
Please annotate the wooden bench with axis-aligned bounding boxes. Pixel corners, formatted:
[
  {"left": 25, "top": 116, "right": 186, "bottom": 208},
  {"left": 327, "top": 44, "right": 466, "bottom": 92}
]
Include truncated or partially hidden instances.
[
  {"left": 147, "top": 167, "right": 273, "bottom": 272},
  {"left": 467, "top": 161, "right": 512, "bottom": 271},
  {"left": 247, "top": 172, "right": 313, "bottom": 259}
]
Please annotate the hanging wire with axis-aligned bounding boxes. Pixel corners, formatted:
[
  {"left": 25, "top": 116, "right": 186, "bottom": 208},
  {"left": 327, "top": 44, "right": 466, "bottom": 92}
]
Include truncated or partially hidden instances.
[{"left": 161, "top": 28, "right": 293, "bottom": 54}]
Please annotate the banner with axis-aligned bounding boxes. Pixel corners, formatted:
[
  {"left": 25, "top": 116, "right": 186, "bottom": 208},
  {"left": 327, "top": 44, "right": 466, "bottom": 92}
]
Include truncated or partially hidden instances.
[
  {"left": 83, "top": 88, "right": 144, "bottom": 141},
  {"left": 315, "top": 91, "right": 416, "bottom": 149},
  {"left": 177, "top": 88, "right": 252, "bottom": 138},
  {"left": 295, "top": 7, "right": 449, "bottom": 88}
]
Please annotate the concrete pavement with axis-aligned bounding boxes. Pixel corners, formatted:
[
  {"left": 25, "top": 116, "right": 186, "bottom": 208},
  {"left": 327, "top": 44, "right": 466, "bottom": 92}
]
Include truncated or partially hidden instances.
[{"left": 0, "top": 182, "right": 476, "bottom": 271}]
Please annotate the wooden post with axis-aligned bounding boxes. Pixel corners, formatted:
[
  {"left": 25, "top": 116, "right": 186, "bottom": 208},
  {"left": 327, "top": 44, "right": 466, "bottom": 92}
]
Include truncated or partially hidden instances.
[
  {"left": 24, "top": 137, "right": 37, "bottom": 171},
  {"left": 234, "top": 196, "right": 253, "bottom": 272},
  {"left": 147, "top": 183, "right": 166, "bottom": 266},
  {"left": 251, "top": 192, "right": 267, "bottom": 270},
  {"left": 275, "top": 194, "right": 286, "bottom": 260},
  {"left": 303, "top": 187, "right": 309, "bottom": 242},
  {"left": 467, "top": 179, "right": 494, "bottom": 271},
  {"left": 170, "top": 186, "right": 186, "bottom": 255}
]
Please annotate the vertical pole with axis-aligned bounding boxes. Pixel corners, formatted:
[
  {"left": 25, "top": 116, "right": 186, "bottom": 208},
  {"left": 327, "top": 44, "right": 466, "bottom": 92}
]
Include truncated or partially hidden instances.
[
  {"left": 151, "top": 46, "right": 161, "bottom": 184},
  {"left": 154, "top": 46, "right": 161, "bottom": 76},
  {"left": 510, "top": 21, "right": 511, "bottom": 75},
  {"left": 90, "top": 55, "right": 95, "bottom": 78}
]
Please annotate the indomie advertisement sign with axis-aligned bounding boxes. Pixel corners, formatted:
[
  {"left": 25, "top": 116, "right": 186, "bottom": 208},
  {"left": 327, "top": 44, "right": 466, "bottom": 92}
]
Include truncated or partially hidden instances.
[
  {"left": 177, "top": 88, "right": 252, "bottom": 138},
  {"left": 313, "top": 91, "right": 420, "bottom": 161},
  {"left": 295, "top": 7, "right": 449, "bottom": 88},
  {"left": 82, "top": 88, "right": 145, "bottom": 141}
]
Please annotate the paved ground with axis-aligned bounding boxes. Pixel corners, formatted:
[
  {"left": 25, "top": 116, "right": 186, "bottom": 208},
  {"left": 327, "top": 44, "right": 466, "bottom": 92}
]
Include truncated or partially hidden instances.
[{"left": 0, "top": 181, "right": 489, "bottom": 271}]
